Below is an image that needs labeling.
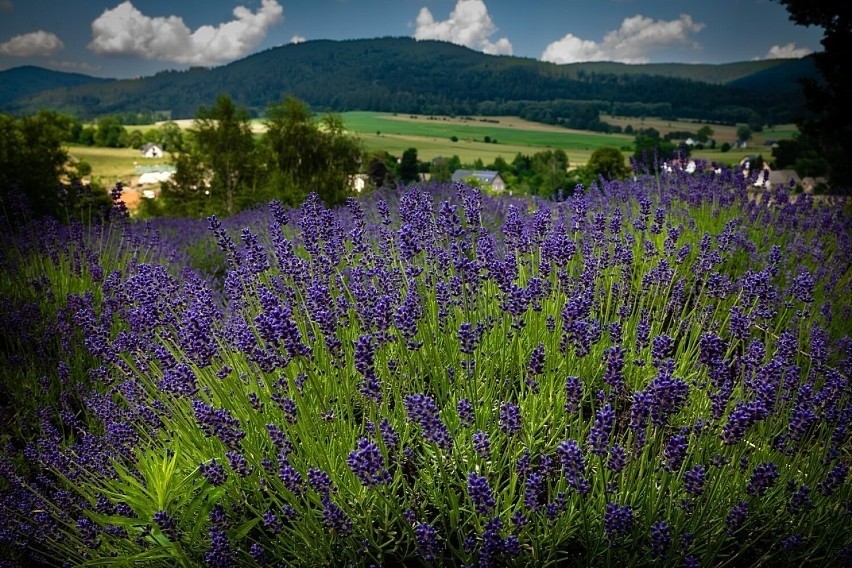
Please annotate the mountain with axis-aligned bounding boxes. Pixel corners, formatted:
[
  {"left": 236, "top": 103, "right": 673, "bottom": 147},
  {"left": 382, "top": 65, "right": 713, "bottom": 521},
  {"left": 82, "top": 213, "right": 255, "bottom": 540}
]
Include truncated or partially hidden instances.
[
  {"left": 0, "top": 66, "right": 114, "bottom": 108},
  {"left": 0, "top": 37, "right": 817, "bottom": 125}
]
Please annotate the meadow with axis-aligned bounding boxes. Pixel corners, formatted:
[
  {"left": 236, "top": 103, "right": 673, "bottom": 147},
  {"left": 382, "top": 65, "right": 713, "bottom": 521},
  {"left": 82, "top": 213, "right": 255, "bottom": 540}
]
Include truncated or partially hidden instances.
[{"left": 0, "top": 166, "right": 849, "bottom": 566}]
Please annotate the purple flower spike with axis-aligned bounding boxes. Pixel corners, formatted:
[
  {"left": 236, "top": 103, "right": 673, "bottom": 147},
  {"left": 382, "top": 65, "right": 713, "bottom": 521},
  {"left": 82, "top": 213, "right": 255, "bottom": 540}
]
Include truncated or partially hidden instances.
[
  {"left": 747, "top": 462, "right": 780, "bottom": 497},
  {"left": 603, "top": 503, "right": 634, "bottom": 542},
  {"left": 467, "top": 472, "right": 496, "bottom": 516},
  {"left": 499, "top": 402, "right": 522, "bottom": 436},
  {"left": 404, "top": 393, "right": 454, "bottom": 450},
  {"left": 347, "top": 437, "right": 391, "bottom": 487}
]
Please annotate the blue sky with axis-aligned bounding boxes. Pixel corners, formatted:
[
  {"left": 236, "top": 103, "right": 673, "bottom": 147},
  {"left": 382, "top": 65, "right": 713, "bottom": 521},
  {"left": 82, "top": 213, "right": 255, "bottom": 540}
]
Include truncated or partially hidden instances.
[{"left": 0, "top": 0, "right": 825, "bottom": 78}]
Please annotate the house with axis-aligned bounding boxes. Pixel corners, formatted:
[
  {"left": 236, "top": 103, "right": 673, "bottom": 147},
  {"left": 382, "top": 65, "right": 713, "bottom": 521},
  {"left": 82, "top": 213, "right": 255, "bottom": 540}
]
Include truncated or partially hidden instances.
[
  {"left": 141, "top": 143, "right": 164, "bottom": 158},
  {"left": 766, "top": 169, "right": 801, "bottom": 191},
  {"left": 349, "top": 174, "right": 368, "bottom": 193},
  {"left": 451, "top": 169, "right": 506, "bottom": 191},
  {"left": 800, "top": 176, "right": 828, "bottom": 194}
]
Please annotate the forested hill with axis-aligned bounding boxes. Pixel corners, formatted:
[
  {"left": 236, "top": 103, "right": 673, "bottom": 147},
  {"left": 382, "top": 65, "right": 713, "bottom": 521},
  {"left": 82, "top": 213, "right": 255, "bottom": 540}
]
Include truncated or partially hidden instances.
[
  {"left": 0, "top": 66, "right": 114, "bottom": 108},
  {"left": 0, "top": 37, "right": 817, "bottom": 126}
]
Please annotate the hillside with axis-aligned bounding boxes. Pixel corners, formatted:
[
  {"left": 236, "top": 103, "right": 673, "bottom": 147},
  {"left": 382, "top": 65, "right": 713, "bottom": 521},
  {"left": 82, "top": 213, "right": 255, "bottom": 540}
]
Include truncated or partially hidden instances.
[
  {"left": 0, "top": 65, "right": 114, "bottom": 107},
  {"left": 0, "top": 37, "right": 817, "bottom": 125}
]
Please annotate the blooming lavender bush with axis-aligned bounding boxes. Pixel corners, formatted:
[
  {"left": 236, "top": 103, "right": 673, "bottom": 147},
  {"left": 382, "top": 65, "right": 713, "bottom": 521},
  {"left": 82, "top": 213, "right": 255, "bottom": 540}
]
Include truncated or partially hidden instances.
[{"left": 1, "top": 167, "right": 850, "bottom": 566}]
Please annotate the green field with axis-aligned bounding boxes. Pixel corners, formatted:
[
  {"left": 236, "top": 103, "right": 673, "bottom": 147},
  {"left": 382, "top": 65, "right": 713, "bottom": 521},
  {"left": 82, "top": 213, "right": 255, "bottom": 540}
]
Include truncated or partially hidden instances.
[{"left": 339, "top": 112, "right": 634, "bottom": 166}]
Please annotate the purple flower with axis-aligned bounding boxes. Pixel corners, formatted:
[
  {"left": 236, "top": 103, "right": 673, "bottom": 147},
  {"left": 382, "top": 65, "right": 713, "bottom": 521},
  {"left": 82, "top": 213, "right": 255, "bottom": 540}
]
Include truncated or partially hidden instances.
[
  {"left": 199, "top": 459, "right": 227, "bottom": 486},
  {"left": 565, "top": 376, "right": 582, "bottom": 414},
  {"left": 499, "top": 402, "right": 522, "bottom": 436},
  {"left": 524, "top": 471, "right": 546, "bottom": 511},
  {"left": 787, "top": 484, "right": 813, "bottom": 514},
  {"left": 747, "top": 462, "right": 779, "bottom": 497},
  {"left": 153, "top": 510, "right": 180, "bottom": 541},
  {"left": 472, "top": 430, "right": 491, "bottom": 460},
  {"left": 650, "top": 520, "right": 671, "bottom": 559},
  {"left": 404, "top": 393, "right": 454, "bottom": 451},
  {"left": 278, "top": 462, "right": 304, "bottom": 496},
  {"left": 377, "top": 418, "right": 399, "bottom": 451},
  {"left": 557, "top": 439, "right": 590, "bottom": 495},
  {"left": 414, "top": 523, "right": 441, "bottom": 561},
  {"left": 347, "top": 437, "right": 391, "bottom": 487},
  {"left": 726, "top": 500, "right": 748, "bottom": 534},
  {"left": 467, "top": 472, "right": 496, "bottom": 515},
  {"left": 192, "top": 400, "right": 245, "bottom": 451},
  {"left": 683, "top": 465, "right": 706, "bottom": 496},
  {"left": 321, "top": 496, "right": 352, "bottom": 536},
  {"left": 790, "top": 270, "right": 816, "bottom": 303},
  {"left": 662, "top": 434, "right": 689, "bottom": 473},
  {"left": 651, "top": 334, "right": 675, "bottom": 366},
  {"left": 308, "top": 467, "right": 333, "bottom": 496},
  {"left": 607, "top": 445, "right": 627, "bottom": 474},
  {"left": 603, "top": 502, "right": 634, "bottom": 542},
  {"left": 602, "top": 346, "right": 626, "bottom": 393},
  {"left": 226, "top": 451, "right": 252, "bottom": 477},
  {"left": 587, "top": 404, "right": 615, "bottom": 456},
  {"left": 818, "top": 463, "right": 848, "bottom": 496},
  {"left": 458, "top": 322, "right": 484, "bottom": 355},
  {"left": 646, "top": 370, "right": 690, "bottom": 428},
  {"left": 457, "top": 398, "right": 475, "bottom": 427}
]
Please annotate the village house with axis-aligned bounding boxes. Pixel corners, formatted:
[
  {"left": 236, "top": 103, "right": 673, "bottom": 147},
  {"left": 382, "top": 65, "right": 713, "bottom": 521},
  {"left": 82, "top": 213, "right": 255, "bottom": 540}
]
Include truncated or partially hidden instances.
[
  {"left": 451, "top": 169, "right": 506, "bottom": 191},
  {"left": 141, "top": 143, "right": 164, "bottom": 158}
]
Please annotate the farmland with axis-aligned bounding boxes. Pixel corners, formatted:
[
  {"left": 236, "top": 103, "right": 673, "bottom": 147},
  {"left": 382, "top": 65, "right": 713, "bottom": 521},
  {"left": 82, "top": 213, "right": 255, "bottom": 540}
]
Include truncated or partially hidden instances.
[{"left": 78, "top": 112, "right": 797, "bottom": 198}]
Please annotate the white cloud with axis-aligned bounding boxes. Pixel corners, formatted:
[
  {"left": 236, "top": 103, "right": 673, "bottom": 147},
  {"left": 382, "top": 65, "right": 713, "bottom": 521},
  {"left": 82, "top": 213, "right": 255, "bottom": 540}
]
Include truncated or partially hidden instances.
[
  {"left": 762, "top": 42, "right": 812, "bottom": 59},
  {"left": 0, "top": 1, "right": 14, "bottom": 13},
  {"left": 290, "top": 35, "right": 306, "bottom": 44},
  {"left": 542, "top": 13, "right": 704, "bottom": 64},
  {"left": 88, "top": 0, "right": 284, "bottom": 65},
  {"left": 414, "top": 0, "right": 512, "bottom": 56},
  {"left": 0, "top": 30, "right": 64, "bottom": 57}
]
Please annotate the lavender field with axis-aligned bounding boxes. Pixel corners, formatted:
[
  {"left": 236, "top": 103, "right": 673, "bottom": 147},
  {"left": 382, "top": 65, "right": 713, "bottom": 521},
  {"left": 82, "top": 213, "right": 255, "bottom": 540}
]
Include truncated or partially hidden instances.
[{"left": 1, "top": 166, "right": 850, "bottom": 566}]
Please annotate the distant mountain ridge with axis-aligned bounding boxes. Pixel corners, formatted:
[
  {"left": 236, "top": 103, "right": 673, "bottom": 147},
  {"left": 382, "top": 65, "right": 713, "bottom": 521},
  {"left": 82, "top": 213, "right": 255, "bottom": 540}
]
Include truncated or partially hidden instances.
[
  {"left": 0, "top": 37, "right": 818, "bottom": 125},
  {"left": 0, "top": 65, "right": 114, "bottom": 108}
]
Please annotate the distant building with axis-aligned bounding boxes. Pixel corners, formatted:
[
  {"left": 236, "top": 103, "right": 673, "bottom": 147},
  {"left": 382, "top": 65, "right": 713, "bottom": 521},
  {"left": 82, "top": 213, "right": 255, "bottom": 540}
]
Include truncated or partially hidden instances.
[
  {"left": 141, "top": 143, "right": 164, "bottom": 158},
  {"left": 451, "top": 169, "right": 506, "bottom": 191}
]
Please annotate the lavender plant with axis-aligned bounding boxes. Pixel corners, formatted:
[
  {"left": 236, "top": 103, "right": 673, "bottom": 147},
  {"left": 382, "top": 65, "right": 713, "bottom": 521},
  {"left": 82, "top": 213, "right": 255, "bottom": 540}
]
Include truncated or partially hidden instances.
[{"left": 1, "top": 169, "right": 850, "bottom": 567}]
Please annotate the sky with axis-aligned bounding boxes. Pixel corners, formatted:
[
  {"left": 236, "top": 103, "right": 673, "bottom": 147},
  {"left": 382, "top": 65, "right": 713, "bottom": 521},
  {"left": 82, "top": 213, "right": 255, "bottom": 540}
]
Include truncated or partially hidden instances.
[{"left": 0, "top": 0, "right": 825, "bottom": 79}]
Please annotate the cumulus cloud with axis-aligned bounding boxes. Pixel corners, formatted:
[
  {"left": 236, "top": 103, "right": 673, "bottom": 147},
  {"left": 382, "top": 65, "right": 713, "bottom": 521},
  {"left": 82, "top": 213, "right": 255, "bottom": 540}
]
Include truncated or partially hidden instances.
[
  {"left": 88, "top": 0, "right": 284, "bottom": 65},
  {"left": 542, "top": 13, "right": 704, "bottom": 64},
  {"left": 762, "top": 42, "right": 812, "bottom": 59},
  {"left": 290, "top": 35, "right": 306, "bottom": 44},
  {"left": 414, "top": 0, "right": 512, "bottom": 56},
  {"left": 0, "top": 30, "right": 64, "bottom": 57}
]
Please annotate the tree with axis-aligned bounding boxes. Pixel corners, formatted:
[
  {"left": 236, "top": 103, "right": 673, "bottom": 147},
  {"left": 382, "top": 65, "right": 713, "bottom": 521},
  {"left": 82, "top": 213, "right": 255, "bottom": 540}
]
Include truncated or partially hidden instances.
[
  {"left": 1, "top": 111, "right": 108, "bottom": 222},
  {"left": 94, "top": 116, "right": 127, "bottom": 148},
  {"left": 531, "top": 149, "right": 569, "bottom": 197},
  {"left": 736, "top": 125, "right": 753, "bottom": 143},
  {"left": 169, "top": 94, "right": 258, "bottom": 216},
  {"left": 773, "top": 1, "right": 851, "bottom": 191},
  {"left": 399, "top": 148, "right": 420, "bottom": 184},
  {"left": 366, "top": 151, "right": 397, "bottom": 189},
  {"left": 429, "top": 157, "right": 452, "bottom": 183},
  {"left": 586, "top": 147, "right": 629, "bottom": 181},
  {"left": 632, "top": 128, "right": 676, "bottom": 172},
  {"left": 696, "top": 125, "right": 714, "bottom": 143},
  {"left": 263, "top": 97, "right": 362, "bottom": 206},
  {"left": 158, "top": 121, "right": 184, "bottom": 152}
]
